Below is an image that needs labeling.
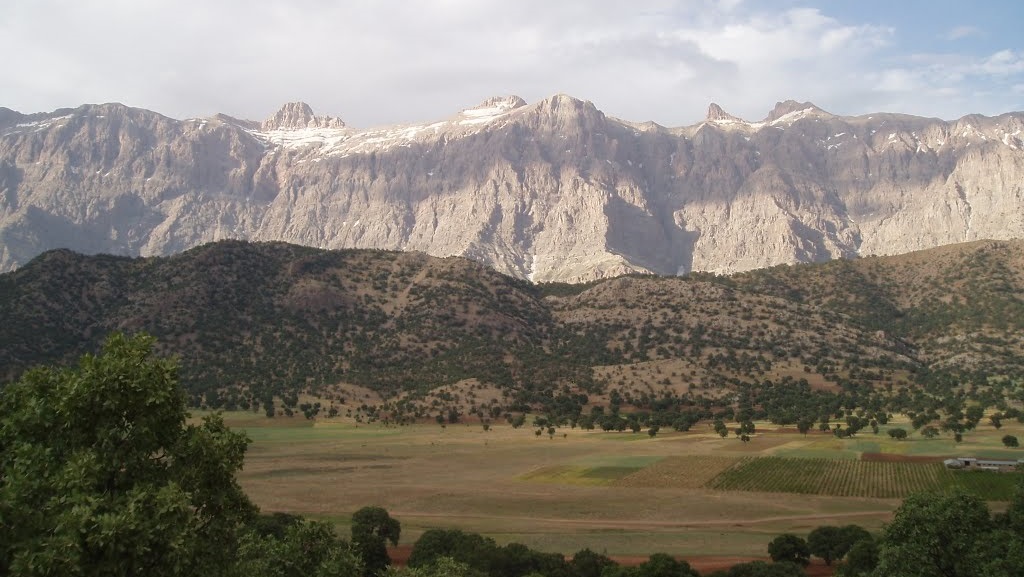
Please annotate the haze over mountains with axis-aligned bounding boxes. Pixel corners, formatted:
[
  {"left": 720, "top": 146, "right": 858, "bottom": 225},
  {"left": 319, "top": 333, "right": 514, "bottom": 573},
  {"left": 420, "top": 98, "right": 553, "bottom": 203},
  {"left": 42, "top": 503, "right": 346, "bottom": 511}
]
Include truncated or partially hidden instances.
[{"left": 1, "top": 95, "right": 1022, "bottom": 282}]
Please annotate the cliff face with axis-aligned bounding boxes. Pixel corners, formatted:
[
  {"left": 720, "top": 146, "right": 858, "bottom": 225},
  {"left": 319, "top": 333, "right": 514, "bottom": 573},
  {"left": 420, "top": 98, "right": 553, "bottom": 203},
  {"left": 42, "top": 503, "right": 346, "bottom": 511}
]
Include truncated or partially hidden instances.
[{"left": 2, "top": 96, "right": 1022, "bottom": 282}]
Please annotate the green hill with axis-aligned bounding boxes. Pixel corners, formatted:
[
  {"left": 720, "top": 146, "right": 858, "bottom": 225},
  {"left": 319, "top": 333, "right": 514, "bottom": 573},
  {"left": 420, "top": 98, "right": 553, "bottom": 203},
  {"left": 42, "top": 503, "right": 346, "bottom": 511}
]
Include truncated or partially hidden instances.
[{"left": 3, "top": 239, "right": 1022, "bottom": 420}]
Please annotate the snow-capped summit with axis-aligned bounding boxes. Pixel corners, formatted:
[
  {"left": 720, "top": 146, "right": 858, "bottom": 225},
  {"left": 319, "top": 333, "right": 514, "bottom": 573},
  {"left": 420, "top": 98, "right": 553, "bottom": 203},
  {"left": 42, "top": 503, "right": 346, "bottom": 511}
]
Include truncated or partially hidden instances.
[{"left": 457, "top": 96, "right": 527, "bottom": 125}]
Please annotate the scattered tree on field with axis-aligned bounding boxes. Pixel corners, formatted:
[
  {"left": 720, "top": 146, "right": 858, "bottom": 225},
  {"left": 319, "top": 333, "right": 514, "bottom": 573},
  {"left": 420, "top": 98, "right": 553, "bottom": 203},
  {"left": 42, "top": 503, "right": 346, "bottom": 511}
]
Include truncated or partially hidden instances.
[
  {"left": 351, "top": 506, "right": 401, "bottom": 576},
  {"left": 887, "top": 428, "right": 908, "bottom": 440},
  {"left": 807, "top": 524, "right": 872, "bottom": 566},
  {"left": 767, "top": 534, "right": 810, "bottom": 566}
]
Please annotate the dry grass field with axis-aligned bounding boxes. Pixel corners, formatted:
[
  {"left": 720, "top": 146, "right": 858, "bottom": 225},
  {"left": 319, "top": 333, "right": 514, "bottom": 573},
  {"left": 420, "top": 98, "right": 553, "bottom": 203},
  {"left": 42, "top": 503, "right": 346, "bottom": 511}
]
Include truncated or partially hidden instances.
[{"left": 212, "top": 411, "right": 1024, "bottom": 560}]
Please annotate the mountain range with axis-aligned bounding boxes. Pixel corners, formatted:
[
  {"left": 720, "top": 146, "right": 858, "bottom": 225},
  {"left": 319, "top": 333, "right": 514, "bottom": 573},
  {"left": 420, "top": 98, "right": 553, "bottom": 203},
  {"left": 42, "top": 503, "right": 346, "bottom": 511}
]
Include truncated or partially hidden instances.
[{"left": 2, "top": 95, "right": 1022, "bottom": 282}]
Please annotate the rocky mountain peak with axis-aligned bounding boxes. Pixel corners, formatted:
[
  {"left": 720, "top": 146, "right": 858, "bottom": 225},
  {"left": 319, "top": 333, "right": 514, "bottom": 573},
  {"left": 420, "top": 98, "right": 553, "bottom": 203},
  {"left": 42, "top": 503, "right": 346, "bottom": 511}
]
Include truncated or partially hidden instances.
[
  {"left": 468, "top": 95, "right": 527, "bottom": 112},
  {"left": 765, "top": 100, "right": 828, "bottom": 123},
  {"left": 0, "top": 107, "right": 24, "bottom": 129},
  {"left": 261, "top": 102, "right": 345, "bottom": 131},
  {"left": 706, "top": 103, "right": 744, "bottom": 123},
  {"left": 533, "top": 93, "right": 601, "bottom": 119}
]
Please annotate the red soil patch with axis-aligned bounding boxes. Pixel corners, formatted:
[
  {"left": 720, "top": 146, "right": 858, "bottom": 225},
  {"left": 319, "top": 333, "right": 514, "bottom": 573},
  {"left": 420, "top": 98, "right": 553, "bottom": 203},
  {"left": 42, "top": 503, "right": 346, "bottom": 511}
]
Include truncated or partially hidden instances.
[
  {"left": 389, "top": 546, "right": 836, "bottom": 576},
  {"left": 389, "top": 545, "right": 413, "bottom": 566},
  {"left": 861, "top": 452, "right": 946, "bottom": 463}
]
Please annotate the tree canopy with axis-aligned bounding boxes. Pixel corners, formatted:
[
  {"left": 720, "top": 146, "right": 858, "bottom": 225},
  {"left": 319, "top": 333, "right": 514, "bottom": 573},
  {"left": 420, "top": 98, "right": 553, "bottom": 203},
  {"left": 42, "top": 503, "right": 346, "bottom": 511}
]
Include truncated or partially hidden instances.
[
  {"left": 872, "top": 488, "right": 1024, "bottom": 577},
  {"left": 767, "top": 534, "right": 810, "bottom": 566},
  {"left": 0, "top": 333, "right": 255, "bottom": 576}
]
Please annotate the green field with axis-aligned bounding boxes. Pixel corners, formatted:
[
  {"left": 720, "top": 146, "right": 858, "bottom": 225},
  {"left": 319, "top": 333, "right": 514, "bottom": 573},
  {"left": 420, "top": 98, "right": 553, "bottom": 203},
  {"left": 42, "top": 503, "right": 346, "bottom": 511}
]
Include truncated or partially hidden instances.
[
  {"left": 708, "top": 456, "right": 1021, "bottom": 500},
  {"left": 217, "top": 411, "right": 1023, "bottom": 560}
]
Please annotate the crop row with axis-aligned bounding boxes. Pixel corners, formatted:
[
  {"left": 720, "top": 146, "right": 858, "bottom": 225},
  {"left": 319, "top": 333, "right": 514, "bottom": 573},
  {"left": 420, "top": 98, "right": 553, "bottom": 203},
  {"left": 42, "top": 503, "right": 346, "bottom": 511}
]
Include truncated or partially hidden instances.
[
  {"left": 706, "top": 456, "right": 1018, "bottom": 500},
  {"left": 615, "top": 456, "right": 740, "bottom": 489}
]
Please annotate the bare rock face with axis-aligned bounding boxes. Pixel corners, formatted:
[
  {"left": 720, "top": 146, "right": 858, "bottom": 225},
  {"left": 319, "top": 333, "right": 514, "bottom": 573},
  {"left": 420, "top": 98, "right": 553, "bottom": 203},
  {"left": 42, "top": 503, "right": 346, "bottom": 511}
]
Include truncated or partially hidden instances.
[
  {"left": 1, "top": 96, "right": 1023, "bottom": 282},
  {"left": 764, "top": 100, "right": 828, "bottom": 122},
  {"left": 706, "top": 103, "right": 744, "bottom": 123},
  {"left": 261, "top": 102, "right": 345, "bottom": 130}
]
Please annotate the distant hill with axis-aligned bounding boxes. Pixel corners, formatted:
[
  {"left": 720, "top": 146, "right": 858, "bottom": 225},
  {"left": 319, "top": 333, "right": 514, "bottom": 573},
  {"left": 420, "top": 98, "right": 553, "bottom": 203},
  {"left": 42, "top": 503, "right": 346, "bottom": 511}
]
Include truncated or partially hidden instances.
[{"left": 2, "top": 239, "right": 1022, "bottom": 415}]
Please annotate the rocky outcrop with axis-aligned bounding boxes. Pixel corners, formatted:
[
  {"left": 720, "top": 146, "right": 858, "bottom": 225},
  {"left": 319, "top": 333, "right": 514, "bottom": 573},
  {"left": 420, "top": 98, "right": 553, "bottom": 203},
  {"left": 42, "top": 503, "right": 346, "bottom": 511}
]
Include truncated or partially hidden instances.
[
  {"left": 1, "top": 96, "right": 1023, "bottom": 282},
  {"left": 261, "top": 102, "right": 345, "bottom": 130}
]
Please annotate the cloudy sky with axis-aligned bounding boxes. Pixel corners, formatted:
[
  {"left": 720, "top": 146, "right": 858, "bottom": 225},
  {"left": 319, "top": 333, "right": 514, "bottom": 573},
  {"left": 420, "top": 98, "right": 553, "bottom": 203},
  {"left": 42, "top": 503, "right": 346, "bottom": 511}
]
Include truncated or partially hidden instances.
[{"left": 3, "top": 0, "right": 1022, "bottom": 127}]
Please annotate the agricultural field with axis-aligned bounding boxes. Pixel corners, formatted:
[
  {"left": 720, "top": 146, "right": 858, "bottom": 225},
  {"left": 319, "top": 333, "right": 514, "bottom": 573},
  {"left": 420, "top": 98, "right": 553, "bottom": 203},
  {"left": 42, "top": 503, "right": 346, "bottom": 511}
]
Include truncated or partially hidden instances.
[
  {"left": 220, "top": 410, "right": 1024, "bottom": 561},
  {"left": 707, "top": 456, "right": 1021, "bottom": 500}
]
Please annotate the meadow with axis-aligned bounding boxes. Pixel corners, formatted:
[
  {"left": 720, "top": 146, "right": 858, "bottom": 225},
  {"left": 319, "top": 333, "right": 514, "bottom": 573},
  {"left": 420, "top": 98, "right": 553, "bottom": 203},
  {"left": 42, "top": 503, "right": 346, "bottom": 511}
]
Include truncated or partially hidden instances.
[{"left": 219, "top": 411, "right": 1024, "bottom": 560}]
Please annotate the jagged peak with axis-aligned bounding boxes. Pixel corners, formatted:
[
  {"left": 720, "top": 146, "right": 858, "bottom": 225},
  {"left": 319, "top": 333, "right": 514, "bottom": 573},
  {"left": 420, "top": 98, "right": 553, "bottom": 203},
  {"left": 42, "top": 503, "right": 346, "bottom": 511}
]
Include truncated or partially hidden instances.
[
  {"left": 764, "top": 100, "right": 830, "bottom": 123},
  {"left": 464, "top": 95, "right": 527, "bottom": 113},
  {"left": 262, "top": 102, "right": 345, "bottom": 131},
  {"left": 706, "top": 103, "right": 745, "bottom": 123}
]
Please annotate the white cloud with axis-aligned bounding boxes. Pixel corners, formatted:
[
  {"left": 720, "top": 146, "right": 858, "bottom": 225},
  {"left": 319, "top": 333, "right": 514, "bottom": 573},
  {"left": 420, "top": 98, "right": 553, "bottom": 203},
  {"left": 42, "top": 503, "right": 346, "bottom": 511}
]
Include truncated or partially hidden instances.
[
  {"left": 0, "top": 1, "right": 1019, "bottom": 126},
  {"left": 981, "top": 50, "right": 1024, "bottom": 75},
  {"left": 946, "top": 25, "right": 981, "bottom": 40}
]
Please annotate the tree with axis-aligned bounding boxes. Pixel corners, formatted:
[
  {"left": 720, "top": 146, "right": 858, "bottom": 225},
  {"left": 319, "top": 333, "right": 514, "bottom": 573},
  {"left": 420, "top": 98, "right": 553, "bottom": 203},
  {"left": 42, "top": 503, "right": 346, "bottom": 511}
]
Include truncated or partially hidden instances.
[
  {"left": 835, "top": 538, "right": 878, "bottom": 577},
  {"left": 648, "top": 425, "right": 660, "bottom": 438},
  {"left": 873, "top": 490, "right": 994, "bottom": 577},
  {"left": 887, "top": 428, "right": 908, "bottom": 440},
  {"left": 0, "top": 333, "right": 255, "bottom": 577},
  {"left": 808, "top": 525, "right": 871, "bottom": 566},
  {"left": 1003, "top": 435, "right": 1019, "bottom": 448},
  {"left": 570, "top": 548, "right": 616, "bottom": 577},
  {"left": 351, "top": 506, "right": 401, "bottom": 576},
  {"left": 708, "top": 560, "right": 805, "bottom": 576},
  {"left": 385, "top": 556, "right": 482, "bottom": 577},
  {"left": 237, "top": 519, "right": 363, "bottom": 577},
  {"left": 767, "top": 534, "right": 810, "bottom": 566},
  {"left": 630, "top": 553, "right": 699, "bottom": 577},
  {"left": 797, "top": 419, "right": 813, "bottom": 436},
  {"left": 714, "top": 419, "right": 729, "bottom": 438}
]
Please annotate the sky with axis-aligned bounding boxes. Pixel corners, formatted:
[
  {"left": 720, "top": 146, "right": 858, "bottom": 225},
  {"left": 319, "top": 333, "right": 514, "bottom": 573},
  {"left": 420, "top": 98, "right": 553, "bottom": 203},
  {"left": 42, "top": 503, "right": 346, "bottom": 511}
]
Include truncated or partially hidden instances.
[{"left": 3, "top": 0, "right": 1022, "bottom": 128}]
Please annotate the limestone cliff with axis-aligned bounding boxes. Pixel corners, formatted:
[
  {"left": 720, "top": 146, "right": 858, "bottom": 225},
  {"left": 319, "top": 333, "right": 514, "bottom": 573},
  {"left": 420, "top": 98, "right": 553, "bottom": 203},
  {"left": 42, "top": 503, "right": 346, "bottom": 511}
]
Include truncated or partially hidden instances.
[{"left": 1, "top": 96, "right": 1022, "bottom": 282}]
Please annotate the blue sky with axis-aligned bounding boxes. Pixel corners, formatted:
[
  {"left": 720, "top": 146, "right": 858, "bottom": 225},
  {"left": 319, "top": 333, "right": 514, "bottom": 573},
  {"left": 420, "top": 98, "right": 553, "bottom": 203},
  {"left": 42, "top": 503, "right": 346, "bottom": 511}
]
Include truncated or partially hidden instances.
[{"left": 2, "top": 0, "right": 1022, "bottom": 126}]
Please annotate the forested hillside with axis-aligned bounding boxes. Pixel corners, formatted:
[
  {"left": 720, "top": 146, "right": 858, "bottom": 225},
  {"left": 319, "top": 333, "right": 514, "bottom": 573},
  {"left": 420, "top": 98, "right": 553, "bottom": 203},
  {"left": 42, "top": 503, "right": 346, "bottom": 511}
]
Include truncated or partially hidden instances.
[{"left": 2, "top": 239, "right": 1022, "bottom": 424}]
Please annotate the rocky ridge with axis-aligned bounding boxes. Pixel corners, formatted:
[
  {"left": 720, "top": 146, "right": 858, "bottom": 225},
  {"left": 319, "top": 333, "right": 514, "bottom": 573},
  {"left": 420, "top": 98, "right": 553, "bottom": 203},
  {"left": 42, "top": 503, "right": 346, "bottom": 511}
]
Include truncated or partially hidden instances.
[{"left": 1, "top": 95, "right": 1022, "bottom": 282}]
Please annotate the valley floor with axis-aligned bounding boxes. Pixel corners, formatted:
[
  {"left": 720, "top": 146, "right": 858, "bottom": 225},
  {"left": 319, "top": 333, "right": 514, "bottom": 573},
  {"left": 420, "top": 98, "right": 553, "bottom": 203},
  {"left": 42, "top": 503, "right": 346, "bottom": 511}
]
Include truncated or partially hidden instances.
[{"left": 218, "top": 410, "right": 1023, "bottom": 562}]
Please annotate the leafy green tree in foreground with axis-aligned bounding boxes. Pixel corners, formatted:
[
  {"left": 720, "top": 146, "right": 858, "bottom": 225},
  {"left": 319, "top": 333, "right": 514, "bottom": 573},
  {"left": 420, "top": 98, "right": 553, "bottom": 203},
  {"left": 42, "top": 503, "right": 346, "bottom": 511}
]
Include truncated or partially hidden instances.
[
  {"left": 873, "top": 488, "right": 1024, "bottom": 577},
  {"left": 237, "top": 519, "right": 363, "bottom": 577},
  {"left": 0, "top": 333, "right": 256, "bottom": 576},
  {"left": 835, "top": 538, "right": 878, "bottom": 577},
  {"left": 351, "top": 506, "right": 402, "bottom": 576},
  {"left": 603, "top": 552, "right": 699, "bottom": 577},
  {"left": 706, "top": 560, "right": 805, "bottom": 577},
  {"left": 808, "top": 525, "right": 869, "bottom": 566},
  {"left": 570, "top": 548, "right": 616, "bottom": 577},
  {"left": 767, "top": 534, "right": 810, "bottom": 566},
  {"left": 384, "top": 556, "right": 482, "bottom": 577}
]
